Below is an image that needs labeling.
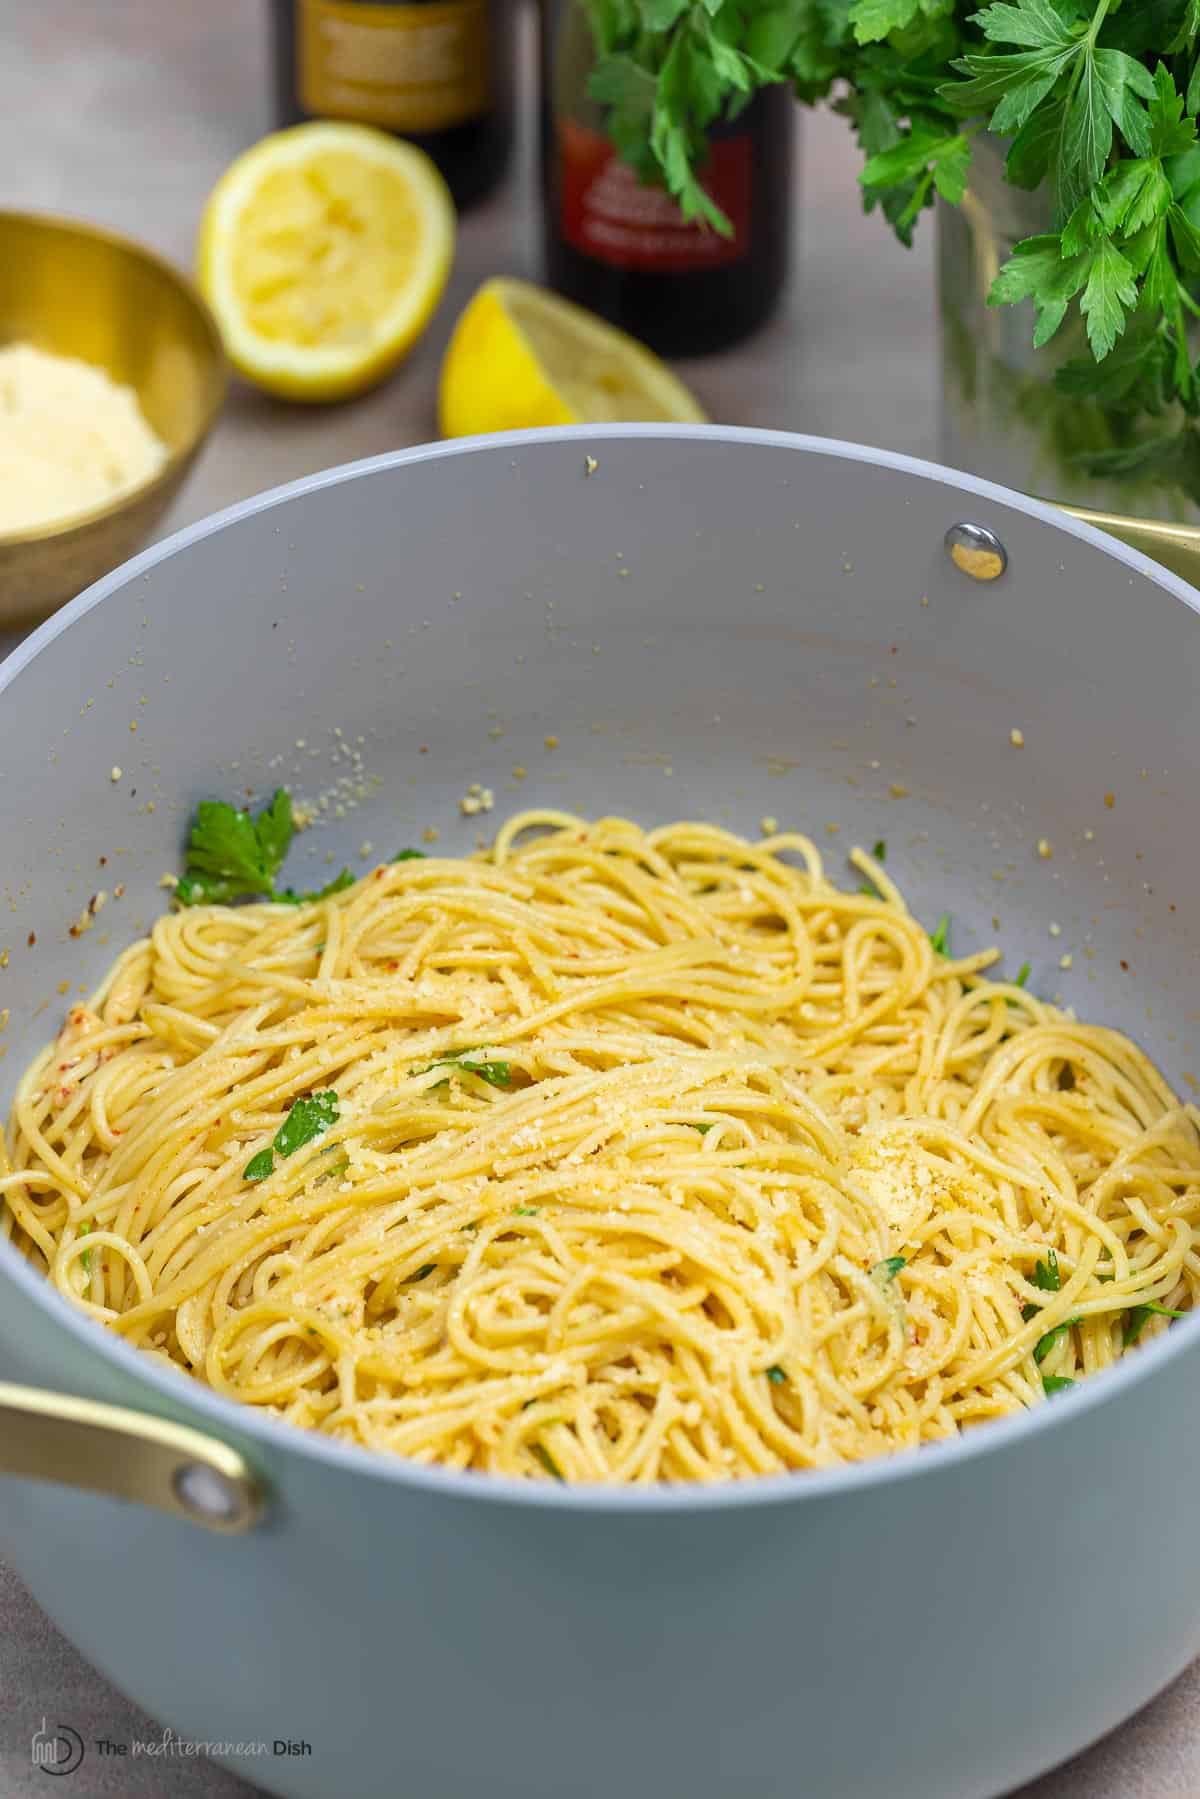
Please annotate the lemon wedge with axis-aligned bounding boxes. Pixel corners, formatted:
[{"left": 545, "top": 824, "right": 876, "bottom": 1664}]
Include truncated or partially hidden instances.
[
  {"left": 438, "top": 278, "right": 707, "bottom": 437},
  {"left": 197, "top": 122, "right": 455, "bottom": 402}
]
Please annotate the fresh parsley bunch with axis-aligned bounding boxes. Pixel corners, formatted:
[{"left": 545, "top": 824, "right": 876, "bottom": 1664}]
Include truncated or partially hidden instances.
[{"left": 583, "top": 0, "right": 1200, "bottom": 497}]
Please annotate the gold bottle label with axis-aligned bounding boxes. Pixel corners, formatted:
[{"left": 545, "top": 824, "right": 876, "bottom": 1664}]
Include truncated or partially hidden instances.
[{"left": 298, "top": 0, "right": 489, "bottom": 134}]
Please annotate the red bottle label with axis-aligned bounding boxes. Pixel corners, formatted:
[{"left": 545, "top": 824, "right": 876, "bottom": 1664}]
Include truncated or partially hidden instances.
[{"left": 558, "top": 120, "right": 751, "bottom": 272}]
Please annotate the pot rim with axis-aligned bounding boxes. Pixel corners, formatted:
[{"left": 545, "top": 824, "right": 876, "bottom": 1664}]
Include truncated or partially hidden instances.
[{"left": 3, "top": 421, "right": 1198, "bottom": 1517}]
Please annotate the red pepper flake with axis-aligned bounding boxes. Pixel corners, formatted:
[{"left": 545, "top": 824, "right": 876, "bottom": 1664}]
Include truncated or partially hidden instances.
[
  {"left": 1104, "top": 792, "right": 1115, "bottom": 809},
  {"left": 1120, "top": 959, "right": 1130, "bottom": 971},
  {"left": 419, "top": 745, "right": 429, "bottom": 754},
  {"left": 98, "top": 855, "right": 107, "bottom": 866},
  {"left": 27, "top": 931, "right": 35, "bottom": 947}
]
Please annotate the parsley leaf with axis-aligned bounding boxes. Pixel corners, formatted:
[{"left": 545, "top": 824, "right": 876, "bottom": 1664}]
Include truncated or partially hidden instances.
[
  {"left": 1004, "top": 100, "right": 1064, "bottom": 189},
  {"left": 393, "top": 848, "right": 426, "bottom": 861},
  {"left": 1042, "top": 1374, "right": 1076, "bottom": 1396},
  {"left": 1033, "top": 1317, "right": 1083, "bottom": 1363},
  {"left": 1056, "top": 321, "right": 1171, "bottom": 405},
  {"left": 1124, "top": 1299, "right": 1185, "bottom": 1345},
  {"left": 243, "top": 1148, "right": 275, "bottom": 1183},
  {"left": 1021, "top": 1248, "right": 1060, "bottom": 1316},
  {"left": 1014, "top": 961, "right": 1032, "bottom": 988},
  {"left": 244, "top": 1090, "right": 340, "bottom": 1180},
  {"left": 929, "top": 914, "right": 950, "bottom": 956},
  {"left": 177, "top": 788, "right": 367, "bottom": 907},
  {"left": 948, "top": 48, "right": 1076, "bottom": 139},
  {"left": 852, "top": 0, "right": 925, "bottom": 45},
  {"left": 1092, "top": 49, "right": 1156, "bottom": 161},
  {"left": 858, "top": 842, "right": 887, "bottom": 897},
  {"left": 408, "top": 1262, "right": 437, "bottom": 1283},
  {"left": 531, "top": 1442, "right": 565, "bottom": 1481},
  {"left": 861, "top": 129, "right": 974, "bottom": 203},
  {"left": 1079, "top": 236, "right": 1139, "bottom": 358},
  {"left": 276, "top": 1091, "right": 339, "bottom": 1157},
  {"left": 246, "top": 786, "right": 293, "bottom": 879},
  {"left": 766, "top": 1363, "right": 787, "bottom": 1383},
  {"left": 1169, "top": 199, "right": 1200, "bottom": 269},
  {"left": 969, "top": 3, "right": 1077, "bottom": 52},
  {"left": 1150, "top": 60, "right": 1198, "bottom": 157},
  {"left": 988, "top": 235, "right": 1089, "bottom": 349},
  {"left": 277, "top": 868, "right": 355, "bottom": 905},
  {"left": 176, "top": 788, "right": 295, "bottom": 906},
  {"left": 420, "top": 1049, "right": 512, "bottom": 1088},
  {"left": 871, "top": 1254, "right": 907, "bottom": 1283},
  {"left": 1170, "top": 1, "right": 1200, "bottom": 57}
]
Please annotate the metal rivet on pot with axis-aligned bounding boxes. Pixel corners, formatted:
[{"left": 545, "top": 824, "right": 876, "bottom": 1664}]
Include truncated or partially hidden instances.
[
  {"left": 172, "top": 1460, "right": 244, "bottom": 1524},
  {"left": 944, "top": 522, "right": 1008, "bottom": 581}
]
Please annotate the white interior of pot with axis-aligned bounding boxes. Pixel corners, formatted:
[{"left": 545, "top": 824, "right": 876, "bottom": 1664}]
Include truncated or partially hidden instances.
[{"left": 3, "top": 425, "right": 1200, "bottom": 1215}]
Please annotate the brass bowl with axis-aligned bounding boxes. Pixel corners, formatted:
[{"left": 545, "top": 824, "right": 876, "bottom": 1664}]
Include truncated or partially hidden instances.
[{"left": 0, "top": 211, "right": 227, "bottom": 628}]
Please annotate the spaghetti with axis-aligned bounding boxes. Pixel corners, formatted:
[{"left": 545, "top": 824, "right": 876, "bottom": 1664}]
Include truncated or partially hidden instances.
[{"left": 4, "top": 811, "right": 1199, "bottom": 1483}]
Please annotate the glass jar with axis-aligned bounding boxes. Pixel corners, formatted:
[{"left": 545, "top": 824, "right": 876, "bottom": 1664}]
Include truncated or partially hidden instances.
[{"left": 938, "top": 133, "right": 1197, "bottom": 521}]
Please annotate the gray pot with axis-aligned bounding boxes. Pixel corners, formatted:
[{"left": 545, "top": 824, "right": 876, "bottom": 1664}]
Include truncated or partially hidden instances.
[{"left": 3, "top": 426, "right": 1200, "bottom": 1799}]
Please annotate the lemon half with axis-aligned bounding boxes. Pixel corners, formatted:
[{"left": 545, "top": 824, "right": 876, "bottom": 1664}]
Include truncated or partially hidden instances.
[
  {"left": 198, "top": 122, "right": 455, "bottom": 402},
  {"left": 438, "top": 278, "right": 707, "bottom": 437}
]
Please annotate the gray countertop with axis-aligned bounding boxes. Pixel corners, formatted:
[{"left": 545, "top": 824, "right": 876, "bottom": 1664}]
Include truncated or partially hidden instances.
[{"left": 1, "top": 4, "right": 1197, "bottom": 1795}]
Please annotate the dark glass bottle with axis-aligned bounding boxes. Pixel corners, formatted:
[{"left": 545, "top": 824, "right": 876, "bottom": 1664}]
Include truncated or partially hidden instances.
[
  {"left": 269, "top": 0, "right": 514, "bottom": 210},
  {"left": 540, "top": 0, "right": 794, "bottom": 356}
]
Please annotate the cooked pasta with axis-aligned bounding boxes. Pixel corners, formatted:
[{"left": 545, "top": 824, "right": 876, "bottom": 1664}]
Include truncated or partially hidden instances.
[{"left": 4, "top": 811, "right": 1199, "bottom": 1483}]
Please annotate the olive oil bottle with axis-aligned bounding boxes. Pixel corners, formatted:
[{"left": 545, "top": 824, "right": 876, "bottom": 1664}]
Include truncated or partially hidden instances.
[
  {"left": 540, "top": 0, "right": 794, "bottom": 355},
  {"left": 270, "top": 0, "right": 514, "bottom": 209}
]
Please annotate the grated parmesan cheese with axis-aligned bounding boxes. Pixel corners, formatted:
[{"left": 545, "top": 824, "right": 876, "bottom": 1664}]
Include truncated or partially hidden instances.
[
  {"left": 0, "top": 343, "right": 167, "bottom": 535},
  {"left": 460, "top": 783, "right": 495, "bottom": 818}
]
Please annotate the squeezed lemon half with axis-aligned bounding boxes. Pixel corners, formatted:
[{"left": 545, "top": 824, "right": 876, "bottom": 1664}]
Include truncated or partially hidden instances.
[{"left": 198, "top": 122, "right": 455, "bottom": 402}]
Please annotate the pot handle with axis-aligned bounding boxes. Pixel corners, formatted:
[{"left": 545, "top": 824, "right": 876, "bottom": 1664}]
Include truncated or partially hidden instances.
[
  {"left": 0, "top": 1381, "right": 264, "bottom": 1534},
  {"left": 1060, "top": 505, "right": 1200, "bottom": 589}
]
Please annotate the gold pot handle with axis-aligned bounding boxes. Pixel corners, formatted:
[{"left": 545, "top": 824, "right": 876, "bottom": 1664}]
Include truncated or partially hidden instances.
[
  {"left": 1058, "top": 504, "right": 1200, "bottom": 589},
  {"left": 0, "top": 1381, "right": 264, "bottom": 1534}
]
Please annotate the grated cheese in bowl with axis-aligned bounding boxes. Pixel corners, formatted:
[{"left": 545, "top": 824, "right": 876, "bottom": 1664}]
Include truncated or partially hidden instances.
[{"left": 0, "top": 342, "right": 168, "bottom": 536}]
